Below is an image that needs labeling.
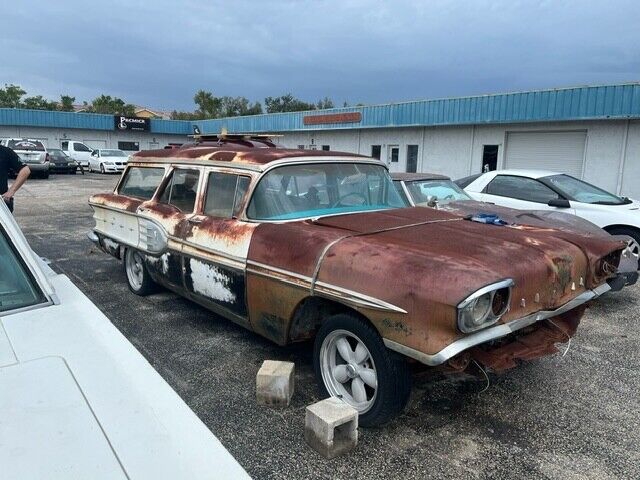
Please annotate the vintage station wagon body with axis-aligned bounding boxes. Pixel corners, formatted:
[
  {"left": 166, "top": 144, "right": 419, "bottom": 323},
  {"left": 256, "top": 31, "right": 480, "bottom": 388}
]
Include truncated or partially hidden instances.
[{"left": 89, "top": 136, "right": 627, "bottom": 425}]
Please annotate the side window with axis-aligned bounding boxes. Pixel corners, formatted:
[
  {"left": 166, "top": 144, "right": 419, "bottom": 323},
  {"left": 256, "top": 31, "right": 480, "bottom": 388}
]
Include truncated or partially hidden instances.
[
  {"left": 61, "top": 141, "right": 68, "bottom": 151},
  {"left": 118, "top": 167, "right": 165, "bottom": 200},
  {"left": 158, "top": 169, "right": 200, "bottom": 213},
  {"left": 204, "top": 172, "right": 250, "bottom": 218},
  {"left": 486, "top": 175, "right": 559, "bottom": 203},
  {"left": 0, "top": 227, "right": 47, "bottom": 313},
  {"left": 74, "top": 142, "right": 92, "bottom": 152}
]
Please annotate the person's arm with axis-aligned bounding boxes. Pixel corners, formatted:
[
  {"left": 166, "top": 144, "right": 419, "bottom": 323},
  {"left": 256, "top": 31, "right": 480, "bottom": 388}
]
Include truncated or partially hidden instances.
[{"left": 2, "top": 161, "right": 31, "bottom": 201}]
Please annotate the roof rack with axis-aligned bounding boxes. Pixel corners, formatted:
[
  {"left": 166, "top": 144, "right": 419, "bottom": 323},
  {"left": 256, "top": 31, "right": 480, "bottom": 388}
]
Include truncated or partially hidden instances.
[{"left": 190, "top": 126, "right": 281, "bottom": 147}]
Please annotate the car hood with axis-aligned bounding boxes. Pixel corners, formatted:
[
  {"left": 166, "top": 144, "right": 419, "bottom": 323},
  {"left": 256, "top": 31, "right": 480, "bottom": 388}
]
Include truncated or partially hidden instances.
[
  {"left": 0, "top": 272, "right": 249, "bottom": 480},
  {"left": 439, "top": 200, "right": 609, "bottom": 238},
  {"left": 101, "top": 156, "right": 128, "bottom": 161},
  {"left": 311, "top": 207, "right": 624, "bottom": 304}
]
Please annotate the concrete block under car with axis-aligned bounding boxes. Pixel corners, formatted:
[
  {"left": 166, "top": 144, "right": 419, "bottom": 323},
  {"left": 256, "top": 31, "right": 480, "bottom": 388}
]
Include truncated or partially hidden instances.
[
  {"left": 256, "top": 360, "right": 295, "bottom": 407},
  {"left": 305, "top": 397, "right": 358, "bottom": 459}
]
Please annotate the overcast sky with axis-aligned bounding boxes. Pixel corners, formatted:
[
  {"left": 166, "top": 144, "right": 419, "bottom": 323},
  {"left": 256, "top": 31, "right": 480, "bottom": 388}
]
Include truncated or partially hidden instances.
[{"left": 1, "top": 0, "right": 638, "bottom": 111}]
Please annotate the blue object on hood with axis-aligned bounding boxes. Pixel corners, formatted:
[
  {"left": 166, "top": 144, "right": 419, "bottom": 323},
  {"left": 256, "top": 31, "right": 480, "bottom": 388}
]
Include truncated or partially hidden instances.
[{"left": 469, "top": 213, "right": 508, "bottom": 225}]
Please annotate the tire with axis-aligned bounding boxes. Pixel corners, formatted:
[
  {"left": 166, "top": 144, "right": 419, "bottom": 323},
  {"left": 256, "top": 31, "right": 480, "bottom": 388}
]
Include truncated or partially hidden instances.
[
  {"left": 607, "top": 227, "right": 640, "bottom": 268},
  {"left": 124, "top": 248, "right": 157, "bottom": 295},
  {"left": 313, "top": 313, "right": 411, "bottom": 427},
  {"left": 100, "top": 163, "right": 105, "bottom": 174},
  {"left": 42, "top": 171, "right": 49, "bottom": 179}
]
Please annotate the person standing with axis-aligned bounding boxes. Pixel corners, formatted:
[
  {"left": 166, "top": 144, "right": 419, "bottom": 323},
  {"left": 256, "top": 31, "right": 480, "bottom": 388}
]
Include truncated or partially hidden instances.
[{"left": 1, "top": 144, "right": 31, "bottom": 213}]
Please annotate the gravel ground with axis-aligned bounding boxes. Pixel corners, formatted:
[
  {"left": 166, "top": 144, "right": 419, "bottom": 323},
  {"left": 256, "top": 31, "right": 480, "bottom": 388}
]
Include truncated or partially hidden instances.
[{"left": 12, "top": 173, "right": 640, "bottom": 480}]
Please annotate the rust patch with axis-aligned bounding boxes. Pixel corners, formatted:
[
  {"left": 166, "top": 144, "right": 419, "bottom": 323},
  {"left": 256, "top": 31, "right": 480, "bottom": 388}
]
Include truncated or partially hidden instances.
[{"left": 381, "top": 318, "right": 412, "bottom": 336}]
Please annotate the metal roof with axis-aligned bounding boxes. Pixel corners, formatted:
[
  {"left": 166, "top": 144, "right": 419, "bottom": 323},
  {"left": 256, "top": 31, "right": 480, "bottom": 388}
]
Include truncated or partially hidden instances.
[{"left": 1, "top": 83, "right": 639, "bottom": 135}]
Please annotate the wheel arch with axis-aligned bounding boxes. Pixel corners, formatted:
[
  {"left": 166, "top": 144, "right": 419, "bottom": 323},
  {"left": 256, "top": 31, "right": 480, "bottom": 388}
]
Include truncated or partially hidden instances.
[
  {"left": 603, "top": 224, "right": 640, "bottom": 238},
  {"left": 287, "top": 296, "right": 377, "bottom": 344}
]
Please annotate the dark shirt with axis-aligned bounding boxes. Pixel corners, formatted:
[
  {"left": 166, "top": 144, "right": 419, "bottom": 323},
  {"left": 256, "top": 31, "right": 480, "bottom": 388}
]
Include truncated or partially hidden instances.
[{"left": 0, "top": 145, "right": 26, "bottom": 195}]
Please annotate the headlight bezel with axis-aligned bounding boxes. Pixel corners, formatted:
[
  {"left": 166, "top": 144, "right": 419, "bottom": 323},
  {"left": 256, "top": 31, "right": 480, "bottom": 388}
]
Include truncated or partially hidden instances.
[{"left": 457, "top": 279, "right": 514, "bottom": 333}]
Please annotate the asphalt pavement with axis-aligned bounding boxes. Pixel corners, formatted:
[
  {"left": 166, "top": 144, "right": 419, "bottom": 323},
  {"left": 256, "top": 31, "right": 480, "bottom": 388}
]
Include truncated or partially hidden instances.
[{"left": 12, "top": 173, "right": 640, "bottom": 480}]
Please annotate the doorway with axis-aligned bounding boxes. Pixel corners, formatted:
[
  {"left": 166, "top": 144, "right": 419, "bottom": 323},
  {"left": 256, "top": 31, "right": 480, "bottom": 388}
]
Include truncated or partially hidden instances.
[
  {"left": 406, "top": 145, "right": 418, "bottom": 173},
  {"left": 481, "top": 145, "right": 499, "bottom": 172}
]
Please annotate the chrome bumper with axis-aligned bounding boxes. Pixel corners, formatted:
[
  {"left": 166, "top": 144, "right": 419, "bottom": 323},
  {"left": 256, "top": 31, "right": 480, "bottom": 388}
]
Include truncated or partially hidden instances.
[{"left": 384, "top": 282, "right": 611, "bottom": 367}]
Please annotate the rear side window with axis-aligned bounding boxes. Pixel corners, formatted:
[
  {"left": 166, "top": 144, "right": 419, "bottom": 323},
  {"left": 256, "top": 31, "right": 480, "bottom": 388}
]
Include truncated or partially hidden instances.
[
  {"left": 0, "top": 227, "right": 47, "bottom": 313},
  {"left": 204, "top": 172, "right": 250, "bottom": 218},
  {"left": 118, "top": 167, "right": 165, "bottom": 200},
  {"left": 158, "top": 169, "right": 200, "bottom": 213},
  {"left": 61, "top": 141, "right": 68, "bottom": 151},
  {"left": 485, "top": 175, "right": 559, "bottom": 203}
]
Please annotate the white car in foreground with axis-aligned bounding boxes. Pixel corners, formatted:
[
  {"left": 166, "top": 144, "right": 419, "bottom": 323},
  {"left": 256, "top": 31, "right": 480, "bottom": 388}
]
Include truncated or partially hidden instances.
[
  {"left": 459, "top": 169, "right": 640, "bottom": 249},
  {"left": 90, "top": 148, "right": 129, "bottom": 173},
  {"left": 0, "top": 201, "right": 248, "bottom": 480}
]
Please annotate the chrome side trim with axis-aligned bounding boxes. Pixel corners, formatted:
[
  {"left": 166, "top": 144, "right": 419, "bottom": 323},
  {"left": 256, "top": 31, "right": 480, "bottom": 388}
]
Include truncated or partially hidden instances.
[
  {"left": 384, "top": 283, "right": 611, "bottom": 366},
  {"left": 314, "top": 281, "right": 408, "bottom": 314}
]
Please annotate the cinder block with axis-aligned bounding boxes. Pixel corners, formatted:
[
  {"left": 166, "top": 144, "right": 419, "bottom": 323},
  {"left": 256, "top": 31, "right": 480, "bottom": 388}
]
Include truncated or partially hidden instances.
[
  {"left": 256, "top": 360, "right": 295, "bottom": 407},
  {"left": 304, "top": 397, "right": 358, "bottom": 459}
]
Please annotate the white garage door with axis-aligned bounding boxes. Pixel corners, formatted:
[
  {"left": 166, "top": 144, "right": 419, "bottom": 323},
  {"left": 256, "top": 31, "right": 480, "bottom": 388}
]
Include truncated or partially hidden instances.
[{"left": 505, "top": 131, "right": 586, "bottom": 177}]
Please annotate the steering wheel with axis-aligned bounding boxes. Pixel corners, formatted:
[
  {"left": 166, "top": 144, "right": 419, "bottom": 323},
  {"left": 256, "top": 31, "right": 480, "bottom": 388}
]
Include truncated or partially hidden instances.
[{"left": 331, "top": 192, "right": 368, "bottom": 208}]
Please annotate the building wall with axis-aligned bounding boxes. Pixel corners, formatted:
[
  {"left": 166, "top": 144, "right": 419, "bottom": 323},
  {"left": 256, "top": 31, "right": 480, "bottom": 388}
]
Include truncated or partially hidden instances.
[
  {"left": 0, "top": 125, "right": 188, "bottom": 151},
  {"left": 275, "top": 119, "right": 640, "bottom": 199}
]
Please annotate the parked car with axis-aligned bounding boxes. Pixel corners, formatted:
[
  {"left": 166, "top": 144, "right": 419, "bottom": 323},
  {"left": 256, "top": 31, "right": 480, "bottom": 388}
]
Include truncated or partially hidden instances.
[
  {"left": 89, "top": 148, "right": 129, "bottom": 173},
  {"left": 392, "top": 172, "right": 638, "bottom": 279},
  {"left": 0, "top": 138, "right": 50, "bottom": 178},
  {"left": 61, "top": 140, "right": 94, "bottom": 170},
  {"left": 47, "top": 148, "right": 78, "bottom": 174},
  {"left": 458, "top": 170, "right": 640, "bottom": 248},
  {"left": 88, "top": 136, "right": 628, "bottom": 426},
  {"left": 0, "top": 201, "right": 248, "bottom": 479}
]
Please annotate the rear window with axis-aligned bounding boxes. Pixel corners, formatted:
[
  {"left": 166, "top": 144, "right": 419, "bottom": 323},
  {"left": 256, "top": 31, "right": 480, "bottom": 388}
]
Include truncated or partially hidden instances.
[
  {"left": 118, "top": 167, "right": 165, "bottom": 200},
  {"left": 8, "top": 139, "right": 45, "bottom": 151}
]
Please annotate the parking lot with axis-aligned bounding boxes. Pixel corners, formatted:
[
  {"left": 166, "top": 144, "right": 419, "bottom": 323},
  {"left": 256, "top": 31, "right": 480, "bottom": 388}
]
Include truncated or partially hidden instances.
[{"left": 13, "top": 173, "right": 640, "bottom": 480}]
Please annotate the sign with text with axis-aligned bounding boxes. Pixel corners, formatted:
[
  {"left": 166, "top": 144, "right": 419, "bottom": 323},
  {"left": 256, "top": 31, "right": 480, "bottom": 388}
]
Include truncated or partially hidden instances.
[
  {"left": 114, "top": 115, "right": 150, "bottom": 131},
  {"left": 303, "top": 112, "right": 362, "bottom": 125}
]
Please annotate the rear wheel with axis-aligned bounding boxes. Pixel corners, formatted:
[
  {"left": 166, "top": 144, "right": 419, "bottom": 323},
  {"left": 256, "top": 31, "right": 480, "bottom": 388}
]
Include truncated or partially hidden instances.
[
  {"left": 124, "top": 248, "right": 157, "bottom": 295},
  {"left": 313, "top": 313, "right": 411, "bottom": 427},
  {"left": 100, "top": 163, "right": 105, "bottom": 174}
]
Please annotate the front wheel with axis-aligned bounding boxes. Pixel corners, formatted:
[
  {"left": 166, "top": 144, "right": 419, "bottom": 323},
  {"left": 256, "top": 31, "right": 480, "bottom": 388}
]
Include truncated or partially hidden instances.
[
  {"left": 124, "top": 248, "right": 157, "bottom": 295},
  {"left": 313, "top": 314, "right": 411, "bottom": 427},
  {"left": 608, "top": 227, "right": 640, "bottom": 268},
  {"left": 100, "top": 163, "right": 105, "bottom": 174}
]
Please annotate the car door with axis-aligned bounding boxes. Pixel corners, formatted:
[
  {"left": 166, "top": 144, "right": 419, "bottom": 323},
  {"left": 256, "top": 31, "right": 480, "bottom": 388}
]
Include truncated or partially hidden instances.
[
  {"left": 481, "top": 174, "right": 576, "bottom": 213},
  {"left": 90, "top": 150, "right": 99, "bottom": 171},
  {"left": 179, "top": 169, "right": 256, "bottom": 328},
  {"left": 139, "top": 167, "right": 203, "bottom": 291}
]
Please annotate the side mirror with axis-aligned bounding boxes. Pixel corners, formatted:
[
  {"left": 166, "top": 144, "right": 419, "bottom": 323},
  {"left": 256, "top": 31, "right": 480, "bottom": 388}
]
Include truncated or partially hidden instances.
[{"left": 548, "top": 198, "right": 571, "bottom": 208}]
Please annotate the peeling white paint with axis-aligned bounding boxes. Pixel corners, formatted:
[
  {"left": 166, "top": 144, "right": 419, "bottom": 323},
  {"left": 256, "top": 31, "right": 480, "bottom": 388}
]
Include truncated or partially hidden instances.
[{"left": 189, "top": 259, "right": 236, "bottom": 303}]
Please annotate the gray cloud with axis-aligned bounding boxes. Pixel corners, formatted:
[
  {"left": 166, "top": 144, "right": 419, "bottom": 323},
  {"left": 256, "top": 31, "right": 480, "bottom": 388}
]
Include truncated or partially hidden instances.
[{"left": 1, "top": 0, "right": 638, "bottom": 110}]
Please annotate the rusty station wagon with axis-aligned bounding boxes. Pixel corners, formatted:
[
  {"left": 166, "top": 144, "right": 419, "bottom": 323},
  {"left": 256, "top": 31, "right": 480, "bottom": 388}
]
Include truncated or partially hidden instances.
[{"left": 89, "top": 134, "right": 627, "bottom": 426}]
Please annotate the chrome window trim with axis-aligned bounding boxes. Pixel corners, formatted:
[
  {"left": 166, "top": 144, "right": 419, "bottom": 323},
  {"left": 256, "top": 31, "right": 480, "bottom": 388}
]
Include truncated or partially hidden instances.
[{"left": 384, "top": 282, "right": 611, "bottom": 366}]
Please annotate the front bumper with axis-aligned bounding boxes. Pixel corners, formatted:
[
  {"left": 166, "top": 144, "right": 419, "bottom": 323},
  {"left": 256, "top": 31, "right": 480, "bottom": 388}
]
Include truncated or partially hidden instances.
[
  {"left": 384, "top": 282, "right": 611, "bottom": 367},
  {"left": 102, "top": 164, "right": 126, "bottom": 173}
]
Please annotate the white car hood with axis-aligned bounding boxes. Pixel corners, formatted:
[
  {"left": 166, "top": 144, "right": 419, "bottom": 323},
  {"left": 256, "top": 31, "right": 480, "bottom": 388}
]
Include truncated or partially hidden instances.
[
  {"left": 0, "top": 272, "right": 249, "bottom": 480},
  {"left": 101, "top": 156, "right": 127, "bottom": 161}
]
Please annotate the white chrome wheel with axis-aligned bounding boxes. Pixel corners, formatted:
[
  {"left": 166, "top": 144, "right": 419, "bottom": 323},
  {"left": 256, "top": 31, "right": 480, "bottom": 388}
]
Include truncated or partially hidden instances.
[
  {"left": 320, "top": 329, "right": 378, "bottom": 413},
  {"left": 125, "top": 250, "right": 145, "bottom": 290},
  {"left": 625, "top": 238, "right": 640, "bottom": 264}
]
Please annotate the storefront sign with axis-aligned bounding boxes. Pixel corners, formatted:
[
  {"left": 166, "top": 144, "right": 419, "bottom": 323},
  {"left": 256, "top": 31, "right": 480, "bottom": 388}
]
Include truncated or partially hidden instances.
[
  {"left": 303, "top": 112, "right": 362, "bottom": 125},
  {"left": 114, "top": 115, "right": 150, "bottom": 131}
]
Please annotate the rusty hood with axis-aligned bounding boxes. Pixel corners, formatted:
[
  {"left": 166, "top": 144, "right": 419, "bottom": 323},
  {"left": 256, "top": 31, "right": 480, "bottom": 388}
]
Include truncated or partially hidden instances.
[{"left": 308, "top": 207, "right": 625, "bottom": 309}]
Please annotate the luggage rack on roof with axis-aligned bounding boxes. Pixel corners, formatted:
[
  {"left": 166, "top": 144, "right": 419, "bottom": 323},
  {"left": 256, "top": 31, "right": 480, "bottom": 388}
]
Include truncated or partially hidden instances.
[{"left": 190, "top": 126, "right": 281, "bottom": 148}]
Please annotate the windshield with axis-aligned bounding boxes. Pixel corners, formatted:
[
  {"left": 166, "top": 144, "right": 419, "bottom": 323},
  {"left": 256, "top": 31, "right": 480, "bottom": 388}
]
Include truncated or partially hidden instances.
[
  {"left": 0, "top": 227, "right": 47, "bottom": 313},
  {"left": 101, "top": 149, "right": 127, "bottom": 157},
  {"left": 405, "top": 179, "right": 472, "bottom": 206},
  {"left": 8, "top": 139, "right": 45, "bottom": 151},
  {"left": 247, "top": 163, "right": 405, "bottom": 220},
  {"left": 544, "top": 174, "right": 627, "bottom": 205}
]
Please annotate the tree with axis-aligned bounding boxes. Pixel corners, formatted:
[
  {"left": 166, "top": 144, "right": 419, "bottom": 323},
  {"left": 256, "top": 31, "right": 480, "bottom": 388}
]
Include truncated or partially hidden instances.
[
  {"left": 219, "top": 96, "right": 262, "bottom": 117},
  {"left": 264, "top": 94, "right": 317, "bottom": 113},
  {"left": 0, "top": 84, "right": 26, "bottom": 108},
  {"left": 194, "top": 90, "right": 221, "bottom": 118},
  {"left": 316, "top": 97, "right": 334, "bottom": 110},
  {"left": 59, "top": 95, "right": 75, "bottom": 111},
  {"left": 22, "top": 95, "right": 58, "bottom": 110},
  {"left": 87, "top": 95, "right": 135, "bottom": 115}
]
